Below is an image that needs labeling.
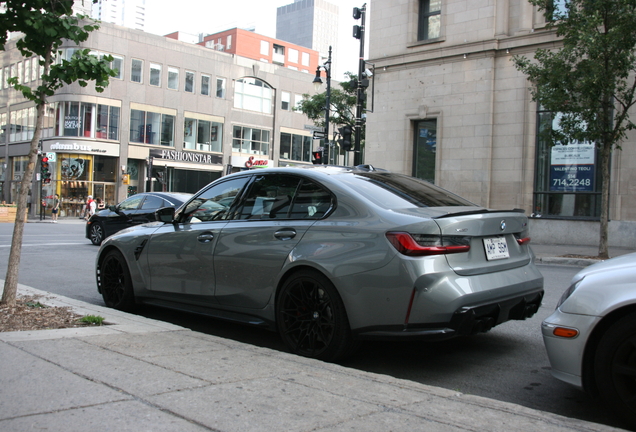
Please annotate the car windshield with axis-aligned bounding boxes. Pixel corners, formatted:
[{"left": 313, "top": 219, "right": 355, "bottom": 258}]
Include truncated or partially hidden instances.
[{"left": 339, "top": 172, "right": 475, "bottom": 208}]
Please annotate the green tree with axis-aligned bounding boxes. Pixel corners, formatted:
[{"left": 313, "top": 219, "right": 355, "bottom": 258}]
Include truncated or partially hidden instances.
[
  {"left": 1, "top": 0, "right": 115, "bottom": 305},
  {"left": 513, "top": 0, "right": 636, "bottom": 259},
  {"left": 295, "top": 72, "right": 365, "bottom": 157}
]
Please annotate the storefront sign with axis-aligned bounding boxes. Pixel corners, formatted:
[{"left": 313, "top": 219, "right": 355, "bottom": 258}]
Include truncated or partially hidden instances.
[
  {"left": 44, "top": 140, "right": 120, "bottom": 157},
  {"left": 231, "top": 155, "right": 273, "bottom": 169},
  {"left": 150, "top": 149, "right": 222, "bottom": 165},
  {"left": 50, "top": 142, "right": 106, "bottom": 153},
  {"left": 550, "top": 144, "right": 595, "bottom": 192}
]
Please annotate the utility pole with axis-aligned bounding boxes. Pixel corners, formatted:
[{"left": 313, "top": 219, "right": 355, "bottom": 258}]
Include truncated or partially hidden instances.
[
  {"left": 353, "top": 4, "right": 367, "bottom": 166},
  {"left": 312, "top": 46, "right": 332, "bottom": 165}
]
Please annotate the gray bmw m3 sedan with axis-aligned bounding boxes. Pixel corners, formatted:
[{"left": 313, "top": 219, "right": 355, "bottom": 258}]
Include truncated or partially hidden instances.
[{"left": 96, "top": 165, "right": 544, "bottom": 361}]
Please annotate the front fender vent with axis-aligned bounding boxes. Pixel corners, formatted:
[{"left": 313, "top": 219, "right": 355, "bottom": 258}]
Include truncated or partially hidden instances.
[{"left": 134, "top": 239, "right": 147, "bottom": 260}]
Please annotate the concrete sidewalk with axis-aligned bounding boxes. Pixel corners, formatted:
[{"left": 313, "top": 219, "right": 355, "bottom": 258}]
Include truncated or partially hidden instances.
[{"left": 0, "top": 283, "right": 627, "bottom": 432}]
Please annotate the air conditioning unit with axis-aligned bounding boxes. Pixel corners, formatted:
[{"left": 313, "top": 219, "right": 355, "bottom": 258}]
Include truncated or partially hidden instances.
[{"left": 215, "top": 43, "right": 225, "bottom": 51}]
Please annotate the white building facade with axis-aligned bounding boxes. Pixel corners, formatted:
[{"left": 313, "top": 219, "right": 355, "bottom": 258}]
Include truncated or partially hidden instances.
[{"left": 365, "top": 0, "right": 636, "bottom": 247}]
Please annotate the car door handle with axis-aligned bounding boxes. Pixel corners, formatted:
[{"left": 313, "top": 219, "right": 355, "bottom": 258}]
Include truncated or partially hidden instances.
[
  {"left": 274, "top": 229, "right": 297, "bottom": 240},
  {"left": 197, "top": 233, "right": 215, "bottom": 243}
]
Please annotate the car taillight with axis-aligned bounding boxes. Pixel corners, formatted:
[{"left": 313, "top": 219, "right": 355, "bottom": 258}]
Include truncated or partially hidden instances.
[
  {"left": 385, "top": 232, "right": 470, "bottom": 256},
  {"left": 516, "top": 236, "right": 531, "bottom": 246}
]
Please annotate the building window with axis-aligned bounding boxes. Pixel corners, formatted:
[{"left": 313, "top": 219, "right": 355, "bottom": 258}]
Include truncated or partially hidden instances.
[
  {"left": 301, "top": 52, "right": 310, "bottom": 67},
  {"left": 110, "top": 55, "right": 124, "bottom": 80},
  {"left": 96, "top": 105, "right": 120, "bottom": 140},
  {"left": 234, "top": 77, "right": 272, "bottom": 114},
  {"left": 413, "top": 119, "right": 436, "bottom": 183},
  {"left": 183, "top": 117, "right": 223, "bottom": 152},
  {"left": 167, "top": 67, "right": 179, "bottom": 90},
  {"left": 201, "top": 74, "right": 210, "bottom": 96},
  {"left": 129, "top": 108, "right": 175, "bottom": 146},
  {"left": 185, "top": 71, "right": 195, "bottom": 93},
  {"left": 23, "top": 58, "right": 30, "bottom": 82},
  {"left": 533, "top": 109, "right": 601, "bottom": 219},
  {"left": 227, "top": 35, "right": 232, "bottom": 50},
  {"left": 418, "top": 0, "right": 441, "bottom": 41},
  {"left": 260, "top": 40, "right": 269, "bottom": 56},
  {"left": 149, "top": 63, "right": 161, "bottom": 86},
  {"left": 281, "top": 91, "right": 291, "bottom": 110},
  {"left": 53, "top": 102, "right": 119, "bottom": 140},
  {"left": 280, "top": 132, "right": 311, "bottom": 162},
  {"left": 232, "top": 125, "right": 270, "bottom": 155},
  {"left": 294, "top": 94, "right": 304, "bottom": 110},
  {"left": 8, "top": 107, "right": 35, "bottom": 142},
  {"left": 273, "top": 44, "right": 285, "bottom": 65},
  {"left": 216, "top": 77, "right": 226, "bottom": 98},
  {"left": 31, "top": 57, "right": 41, "bottom": 81},
  {"left": 546, "top": 0, "right": 568, "bottom": 21},
  {"left": 288, "top": 48, "right": 299, "bottom": 64},
  {"left": 131, "top": 59, "right": 143, "bottom": 83},
  {"left": 0, "top": 113, "right": 6, "bottom": 144}
]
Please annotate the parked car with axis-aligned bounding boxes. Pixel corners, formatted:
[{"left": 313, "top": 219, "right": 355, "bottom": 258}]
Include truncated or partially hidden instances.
[
  {"left": 542, "top": 253, "right": 636, "bottom": 428},
  {"left": 86, "top": 192, "right": 192, "bottom": 245},
  {"left": 95, "top": 166, "right": 544, "bottom": 361}
]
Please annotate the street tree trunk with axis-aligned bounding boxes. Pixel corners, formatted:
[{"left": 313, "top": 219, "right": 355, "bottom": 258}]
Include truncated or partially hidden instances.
[
  {"left": 1, "top": 49, "right": 50, "bottom": 305},
  {"left": 598, "top": 141, "right": 611, "bottom": 259}
]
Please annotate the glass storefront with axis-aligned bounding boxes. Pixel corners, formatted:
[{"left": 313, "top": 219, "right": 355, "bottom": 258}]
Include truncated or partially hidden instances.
[
  {"left": 533, "top": 109, "right": 602, "bottom": 219},
  {"left": 149, "top": 166, "right": 221, "bottom": 193},
  {"left": 44, "top": 153, "right": 118, "bottom": 218}
]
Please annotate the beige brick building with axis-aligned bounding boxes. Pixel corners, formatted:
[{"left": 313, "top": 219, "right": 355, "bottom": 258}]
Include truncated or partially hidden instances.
[{"left": 365, "top": 0, "right": 636, "bottom": 247}]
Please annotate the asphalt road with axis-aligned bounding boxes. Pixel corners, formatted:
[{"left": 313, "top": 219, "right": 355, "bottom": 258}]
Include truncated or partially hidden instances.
[{"left": 0, "top": 221, "right": 629, "bottom": 430}]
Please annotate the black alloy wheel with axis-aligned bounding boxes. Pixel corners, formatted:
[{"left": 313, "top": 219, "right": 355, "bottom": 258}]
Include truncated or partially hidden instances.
[
  {"left": 276, "top": 269, "right": 356, "bottom": 362},
  {"left": 89, "top": 223, "right": 105, "bottom": 246},
  {"left": 99, "top": 249, "right": 136, "bottom": 311},
  {"left": 594, "top": 313, "right": 636, "bottom": 429}
]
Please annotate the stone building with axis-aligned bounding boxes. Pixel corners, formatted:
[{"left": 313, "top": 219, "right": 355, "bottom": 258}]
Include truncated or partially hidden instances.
[{"left": 365, "top": 0, "right": 636, "bottom": 247}]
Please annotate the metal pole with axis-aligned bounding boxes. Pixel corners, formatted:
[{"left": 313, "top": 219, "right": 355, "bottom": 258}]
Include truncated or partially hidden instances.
[
  {"left": 324, "top": 46, "right": 332, "bottom": 165},
  {"left": 354, "top": 4, "right": 366, "bottom": 166}
]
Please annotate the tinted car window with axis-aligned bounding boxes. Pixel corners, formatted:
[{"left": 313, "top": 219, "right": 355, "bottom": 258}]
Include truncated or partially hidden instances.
[
  {"left": 289, "top": 180, "right": 333, "bottom": 219},
  {"left": 237, "top": 175, "right": 300, "bottom": 220},
  {"left": 180, "top": 177, "right": 249, "bottom": 223},
  {"left": 140, "top": 195, "right": 165, "bottom": 210},
  {"left": 118, "top": 195, "right": 144, "bottom": 210},
  {"left": 339, "top": 172, "right": 475, "bottom": 208}
]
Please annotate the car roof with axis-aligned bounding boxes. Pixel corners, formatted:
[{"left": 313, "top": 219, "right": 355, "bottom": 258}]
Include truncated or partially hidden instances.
[
  {"left": 136, "top": 192, "right": 192, "bottom": 204},
  {"left": 225, "top": 165, "right": 387, "bottom": 180}
]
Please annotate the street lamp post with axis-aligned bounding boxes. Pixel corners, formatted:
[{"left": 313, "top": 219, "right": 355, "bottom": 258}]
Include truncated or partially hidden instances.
[{"left": 313, "top": 45, "right": 332, "bottom": 165}]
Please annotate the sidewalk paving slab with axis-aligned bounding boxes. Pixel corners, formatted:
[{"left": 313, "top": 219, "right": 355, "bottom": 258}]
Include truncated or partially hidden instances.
[{"left": 0, "top": 283, "right": 628, "bottom": 431}]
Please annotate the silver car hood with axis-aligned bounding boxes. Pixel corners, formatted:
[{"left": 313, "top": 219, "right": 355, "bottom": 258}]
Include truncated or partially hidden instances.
[{"left": 560, "top": 252, "right": 636, "bottom": 316}]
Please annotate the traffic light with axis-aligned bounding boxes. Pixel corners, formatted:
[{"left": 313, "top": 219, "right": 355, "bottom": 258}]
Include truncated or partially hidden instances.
[
  {"left": 338, "top": 126, "right": 353, "bottom": 151},
  {"left": 312, "top": 150, "right": 323, "bottom": 164},
  {"left": 40, "top": 156, "right": 51, "bottom": 184},
  {"left": 353, "top": 7, "right": 363, "bottom": 39}
]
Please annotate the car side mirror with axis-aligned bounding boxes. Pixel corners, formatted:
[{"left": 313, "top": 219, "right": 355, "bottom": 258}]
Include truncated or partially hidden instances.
[
  {"left": 155, "top": 206, "right": 176, "bottom": 223},
  {"left": 108, "top": 205, "right": 117, "bottom": 212}
]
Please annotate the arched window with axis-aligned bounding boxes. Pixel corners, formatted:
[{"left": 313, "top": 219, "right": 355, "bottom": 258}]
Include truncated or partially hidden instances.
[{"left": 234, "top": 77, "right": 273, "bottom": 114}]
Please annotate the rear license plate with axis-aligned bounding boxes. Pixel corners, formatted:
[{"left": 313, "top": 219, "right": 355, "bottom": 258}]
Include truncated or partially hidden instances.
[{"left": 483, "top": 237, "right": 510, "bottom": 260}]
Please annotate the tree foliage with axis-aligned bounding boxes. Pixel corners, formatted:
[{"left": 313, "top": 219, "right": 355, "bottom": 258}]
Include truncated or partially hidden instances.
[
  {"left": 513, "top": 0, "right": 636, "bottom": 258},
  {"left": 295, "top": 71, "right": 365, "bottom": 143},
  {"left": 1, "top": 0, "right": 115, "bottom": 305}
]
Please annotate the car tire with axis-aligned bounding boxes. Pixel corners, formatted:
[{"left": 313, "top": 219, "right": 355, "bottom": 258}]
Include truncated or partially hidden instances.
[
  {"left": 276, "top": 269, "right": 357, "bottom": 362},
  {"left": 89, "top": 223, "right": 105, "bottom": 246},
  {"left": 99, "top": 249, "right": 136, "bottom": 311},
  {"left": 594, "top": 313, "right": 636, "bottom": 428}
]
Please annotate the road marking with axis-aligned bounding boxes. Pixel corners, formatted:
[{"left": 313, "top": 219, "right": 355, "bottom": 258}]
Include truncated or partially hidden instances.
[{"left": 0, "top": 243, "right": 89, "bottom": 248}]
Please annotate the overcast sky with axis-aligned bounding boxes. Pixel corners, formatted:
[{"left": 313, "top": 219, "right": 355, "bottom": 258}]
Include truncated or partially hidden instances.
[{"left": 144, "top": 0, "right": 369, "bottom": 80}]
